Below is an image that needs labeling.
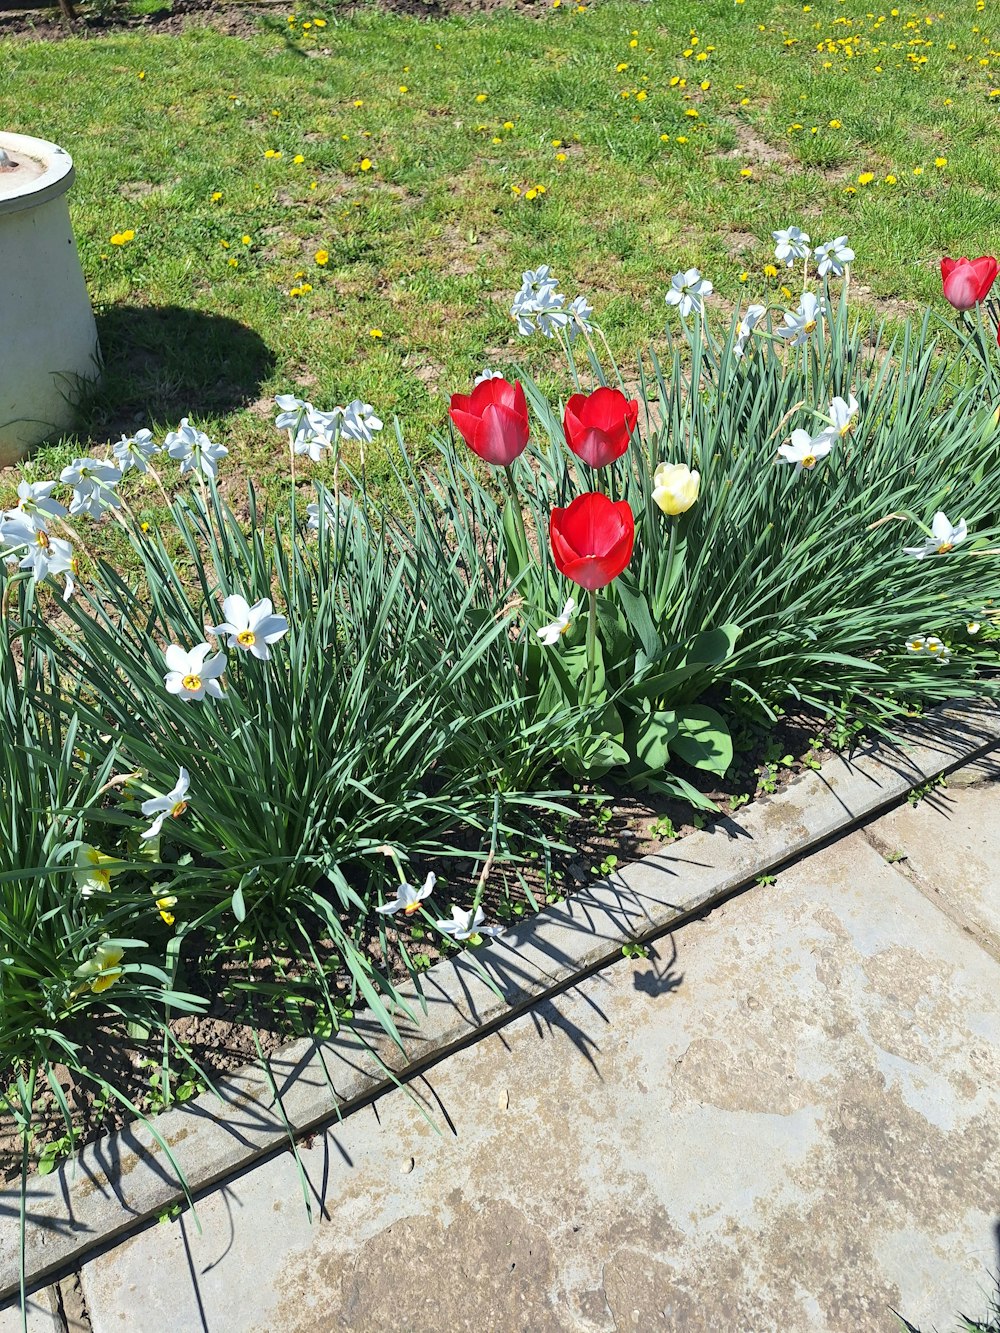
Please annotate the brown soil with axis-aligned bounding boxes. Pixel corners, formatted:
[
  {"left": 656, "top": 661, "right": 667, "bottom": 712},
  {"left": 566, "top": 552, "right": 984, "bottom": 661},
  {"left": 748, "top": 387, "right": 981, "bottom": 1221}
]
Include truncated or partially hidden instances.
[
  {"left": 0, "top": 704, "right": 835, "bottom": 1183},
  {"left": 0, "top": 0, "right": 554, "bottom": 41}
]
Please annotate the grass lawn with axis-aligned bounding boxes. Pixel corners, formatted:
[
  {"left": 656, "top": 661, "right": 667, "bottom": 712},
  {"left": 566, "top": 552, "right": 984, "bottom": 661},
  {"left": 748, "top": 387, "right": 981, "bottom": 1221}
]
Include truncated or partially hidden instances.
[{"left": 1, "top": 0, "right": 998, "bottom": 519}]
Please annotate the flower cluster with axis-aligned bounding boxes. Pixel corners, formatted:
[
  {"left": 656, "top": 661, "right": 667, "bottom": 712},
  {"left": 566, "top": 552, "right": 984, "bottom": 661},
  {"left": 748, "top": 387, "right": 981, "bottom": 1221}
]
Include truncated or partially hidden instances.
[
  {"left": 510, "top": 266, "right": 593, "bottom": 340},
  {"left": 274, "top": 395, "right": 384, "bottom": 461}
]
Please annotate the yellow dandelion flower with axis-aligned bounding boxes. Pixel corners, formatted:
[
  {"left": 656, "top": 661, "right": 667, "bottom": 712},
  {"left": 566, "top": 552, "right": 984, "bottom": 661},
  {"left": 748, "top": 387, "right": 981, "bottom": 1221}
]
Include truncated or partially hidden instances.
[
  {"left": 370, "top": 328, "right": 383, "bottom": 338},
  {"left": 934, "top": 156, "right": 947, "bottom": 168},
  {"left": 912, "top": 165, "right": 924, "bottom": 175},
  {"left": 359, "top": 158, "right": 373, "bottom": 171},
  {"left": 109, "top": 230, "right": 135, "bottom": 245},
  {"left": 763, "top": 263, "right": 778, "bottom": 278},
  {"left": 525, "top": 188, "right": 537, "bottom": 200},
  {"left": 475, "top": 93, "right": 488, "bottom": 103},
  {"left": 858, "top": 171, "right": 875, "bottom": 184},
  {"left": 739, "top": 271, "right": 749, "bottom": 282},
  {"left": 740, "top": 167, "right": 753, "bottom": 177},
  {"left": 293, "top": 153, "right": 305, "bottom": 164},
  {"left": 314, "top": 249, "right": 329, "bottom": 265},
  {"left": 675, "top": 135, "right": 688, "bottom": 144},
  {"left": 828, "top": 119, "right": 842, "bottom": 128},
  {"left": 211, "top": 191, "right": 222, "bottom": 201},
  {"left": 228, "top": 258, "right": 239, "bottom": 268},
  {"left": 555, "top": 152, "right": 567, "bottom": 161},
  {"left": 884, "top": 173, "right": 897, "bottom": 184}
]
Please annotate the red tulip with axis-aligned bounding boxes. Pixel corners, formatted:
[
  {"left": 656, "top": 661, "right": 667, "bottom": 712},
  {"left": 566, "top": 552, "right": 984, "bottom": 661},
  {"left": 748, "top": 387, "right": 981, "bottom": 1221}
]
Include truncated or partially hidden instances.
[
  {"left": 940, "top": 255, "right": 998, "bottom": 311},
  {"left": 449, "top": 377, "right": 530, "bottom": 467},
  {"left": 563, "top": 387, "right": 640, "bottom": 468},
  {"left": 549, "top": 492, "right": 635, "bottom": 591}
]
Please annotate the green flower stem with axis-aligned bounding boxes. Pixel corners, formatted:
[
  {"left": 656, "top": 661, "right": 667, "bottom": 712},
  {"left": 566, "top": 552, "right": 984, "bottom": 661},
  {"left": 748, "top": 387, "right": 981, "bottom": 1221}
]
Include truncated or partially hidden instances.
[
  {"left": 504, "top": 463, "right": 528, "bottom": 557},
  {"left": 583, "top": 589, "right": 598, "bottom": 708}
]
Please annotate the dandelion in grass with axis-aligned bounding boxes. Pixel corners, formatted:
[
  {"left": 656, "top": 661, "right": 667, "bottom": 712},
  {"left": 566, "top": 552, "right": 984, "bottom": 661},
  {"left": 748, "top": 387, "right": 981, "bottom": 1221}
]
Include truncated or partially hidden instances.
[
  {"left": 435, "top": 905, "right": 503, "bottom": 940},
  {"left": 141, "top": 767, "right": 191, "bottom": 840},
  {"left": 772, "top": 226, "right": 811, "bottom": 267},
  {"left": 903, "top": 511, "right": 968, "bottom": 560},
  {"left": 777, "top": 428, "right": 833, "bottom": 474},
  {"left": 211, "top": 595, "right": 289, "bottom": 660},
  {"left": 813, "top": 236, "right": 854, "bottom": 278},
  {"left": 665, "top": 268, "right": 713, "bottom": 318},
  {"left": 5, "top": 480, "right": 67, "bottom": 527},
  {"left": 776, "top": 292, "right": 822, "bottom": 347},
  {"left": 59, "top": 458, "right": 122, "bottom": 519},
  {"left": 75, "top": 845, "right": 119, "bottom": 898},
  {"left": 163, "top": 642, "right": 227, "bottom": 702},
  {"left": 376, "top": 872, "right": 436, "bottom": 917},
  {"left": 75, "top": 942, "right": 125, "bottom": 994},
  {"left": 537, "top": 598, "right": 576, "bottom": 645},
  {"left": 734, "top": 303, "right": 766, "bottom": 359},
  {"left": 164, "top": 419, "right": 229, "bottom": 480},
  {"left": 112, "top": 428, "right": 159, "bottom": 474},
  {"left": 652, "top": 462, "right": 700, "bottom": 515}
]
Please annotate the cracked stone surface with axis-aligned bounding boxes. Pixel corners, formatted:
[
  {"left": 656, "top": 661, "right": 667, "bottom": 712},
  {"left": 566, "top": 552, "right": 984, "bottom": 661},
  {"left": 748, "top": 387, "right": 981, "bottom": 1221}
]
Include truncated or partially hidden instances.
[{"left": 79, "top": 814, "right": 1000, "bottom": 1333}]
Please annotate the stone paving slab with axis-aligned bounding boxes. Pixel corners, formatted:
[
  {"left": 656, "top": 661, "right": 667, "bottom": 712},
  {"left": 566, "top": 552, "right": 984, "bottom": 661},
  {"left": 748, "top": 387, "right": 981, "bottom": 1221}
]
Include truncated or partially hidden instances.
[
  {"left": 0, "top": 1286, "right": 60, "bottom": 1332},
  {"left": 866, "top": 764, "right": 1000, "bottom": 954},
  {"left": 6, "top": 699, "right": 999, "bottom": 1302},
  {"left": 79, "top": 828, "right": 1000, "bottom": 1333}
]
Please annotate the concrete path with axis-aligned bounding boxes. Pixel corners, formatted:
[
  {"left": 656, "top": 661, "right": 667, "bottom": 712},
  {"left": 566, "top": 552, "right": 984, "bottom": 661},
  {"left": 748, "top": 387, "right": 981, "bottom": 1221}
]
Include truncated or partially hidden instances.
[{"left": 46, "top": 758, "right": 1000, "bottom": 1329}]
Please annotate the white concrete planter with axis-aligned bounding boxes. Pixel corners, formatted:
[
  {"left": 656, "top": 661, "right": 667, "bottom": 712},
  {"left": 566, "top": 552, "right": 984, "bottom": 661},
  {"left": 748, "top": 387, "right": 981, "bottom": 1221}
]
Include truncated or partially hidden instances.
[{"left": 0, "top": 132, "right": 100, "bottom": 467}]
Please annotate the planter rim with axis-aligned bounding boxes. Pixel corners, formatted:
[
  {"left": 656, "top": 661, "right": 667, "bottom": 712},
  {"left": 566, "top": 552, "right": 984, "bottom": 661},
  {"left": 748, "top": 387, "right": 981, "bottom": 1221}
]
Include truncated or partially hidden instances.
[{"left": 0, "top": 132, "right": 74, "bottom": 216}]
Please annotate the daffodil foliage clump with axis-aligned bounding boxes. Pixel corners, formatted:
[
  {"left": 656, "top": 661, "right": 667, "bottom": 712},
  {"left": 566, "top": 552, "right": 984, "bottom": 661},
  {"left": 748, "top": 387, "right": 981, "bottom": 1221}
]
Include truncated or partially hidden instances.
[{"left": 2, "top": 234, "right": 1000, "bottom": 1181}]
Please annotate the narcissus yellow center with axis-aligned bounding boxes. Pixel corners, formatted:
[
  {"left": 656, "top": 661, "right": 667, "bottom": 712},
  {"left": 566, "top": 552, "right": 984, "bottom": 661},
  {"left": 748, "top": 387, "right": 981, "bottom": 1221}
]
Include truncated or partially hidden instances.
[
  {"left": 804, "top": 320, "right": 817, "bottom": 333},
  {"left": 404, "top": 901, "right": 422, "bottom": 915},
  {"left": 237, "top": 629, "right": 256, "bottom": 647},
  {"left": 802, "top": 454, "right": 817, "bottom": 469},
  {"left": 182, "top": 673, "right": 202, "bottom": 691},
  {"left": 937, "top": 542, "right": 954, "bottom": 554},
  {"left": 36, "top": 530, "right": 50, "bottom": 549},
  {"left": 171, "top": 800, "right": 188, "bottom": 819}
]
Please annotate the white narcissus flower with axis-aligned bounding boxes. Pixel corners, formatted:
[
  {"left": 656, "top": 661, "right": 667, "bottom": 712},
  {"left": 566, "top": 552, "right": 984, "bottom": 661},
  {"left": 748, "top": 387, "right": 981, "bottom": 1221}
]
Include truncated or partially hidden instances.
[
  {"left": 566, "top": 294, "right": 594, "bottom": 341},
  {"left": 734, "top": 304, "right": 767, "bottom": 359},
  {"left": 165, "top": 419, "right": 229, "bottom": 479},
  {"left": 274, "top": 394, "right": 312, "bottom": 431},
  {"left": 474, "top": 369, "right": 504, "bottom": 385},
  {"left": 967, "top": 621, "right": 981, "bottom": 635},
  {"left": 906, "top": 635, "right": 950, "bottom": 663},
  {"left": 536, "top": 598, "right": 576, "bottom": 646},
  {"left": 339, "top": 401, "right": 384, "bottom": 446},
  {"left": 665, "top": 268, "right": 713, "bottom": 318},
  {"left": 435, "top": 905, "right": 503, "bottom": 940},
  {"left": 75, "top": 845, "right": 119, "bottom": 898},
  {"left": 1, "top": 518, "right": 76, "bottom": 592},
  {"left": 813, "top": 236, "right": 855, "bottom": 278},
  {"left": 376, "top": 872, "right": 437, "bottom": 917},
  {"left": 113, "top": 429, "right": 159, "bottom": 473},
  {"left": 163, "top": 642, "right": 227, "bottom": 702},
  {"left": 510, "top": 267, "right": 573, "bottom": 338},
  {"left": 652, "top": 462, "right": 700, "bottom": 516},
  {"left": 141, "top": 767, "right": 191, "bottom": 841},
  {"left": 776, "top": 292, "right": 823, "bottom": 347},
  {"left": 211, "top": 595, "right": 289, "bottom": 660},
  {"left": 772, "top": 226, "right": 811, "bottom": 267},
  {"left": 6, "top": 480, "right": 67, "bottom": 528},
  {"left": 59, "top": 458, "right": 123, "bottom": 520},
  {"left": 816, "top": 393, "right": 860, "bottom": 446},
  {"left": 903, "top": 511, "right": 968, "bottom": 560},
  {"left": 74, "top": 941, "right": 125, "bottom": 994},
  {"left": 777, "top": 428, "right": 834, "bottom": 473}
]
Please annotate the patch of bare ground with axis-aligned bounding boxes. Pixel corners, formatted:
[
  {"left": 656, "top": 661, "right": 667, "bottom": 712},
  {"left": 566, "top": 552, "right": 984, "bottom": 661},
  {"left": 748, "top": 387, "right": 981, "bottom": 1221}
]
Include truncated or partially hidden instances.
[
  {"left": 719, "top": 119, "right": 794, "bottom": 169},
  {"left": 0, "top": 0, "right": 557, "bottom": 41}
]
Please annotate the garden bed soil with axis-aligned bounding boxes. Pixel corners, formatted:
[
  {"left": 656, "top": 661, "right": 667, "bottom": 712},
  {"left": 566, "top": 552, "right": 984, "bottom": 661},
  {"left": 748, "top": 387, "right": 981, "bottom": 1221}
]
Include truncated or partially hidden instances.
[{"left": 0, "top": 704, "right": 835, "bottom": 1183}]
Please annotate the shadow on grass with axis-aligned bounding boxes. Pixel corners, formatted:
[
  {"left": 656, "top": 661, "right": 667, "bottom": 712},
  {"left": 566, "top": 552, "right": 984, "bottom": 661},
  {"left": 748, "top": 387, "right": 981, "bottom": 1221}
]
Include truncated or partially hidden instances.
[{"left": 82, "top": 305, "right": 276, "bottom": 440}]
